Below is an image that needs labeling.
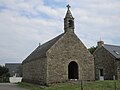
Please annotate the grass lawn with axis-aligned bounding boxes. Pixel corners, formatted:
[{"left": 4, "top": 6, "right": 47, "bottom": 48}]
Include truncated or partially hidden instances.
[{"left": 18, "top": 80, "right": 120, "bottom": 90}]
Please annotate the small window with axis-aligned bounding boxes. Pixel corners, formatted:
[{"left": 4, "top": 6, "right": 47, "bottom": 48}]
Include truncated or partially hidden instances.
[
  {"left": 68, "top": 20, "right": 74, "bottom": 27},
  {"left": 100, "top": 69, "right": 103, "bottom": 76},
  {"left": 114, "top": 51, "right": 119, "bottom": 55},
  {"left": 115, "top": 51, "right": 119, "bottom": 55}
]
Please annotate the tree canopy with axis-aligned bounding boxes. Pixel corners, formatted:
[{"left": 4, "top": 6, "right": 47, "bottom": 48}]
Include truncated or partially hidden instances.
[
  {"left": 0, "top": 65, "right": 10, "bottom": 82},
  {"left": 0, "top": 66, "right": 9, "bottom": 76},
  {"left": 88, "top": 46, "right": 97, "bottom": 54}
]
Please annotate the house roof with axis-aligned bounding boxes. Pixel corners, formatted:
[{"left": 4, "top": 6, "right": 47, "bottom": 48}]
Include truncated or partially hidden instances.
[
  {"left": 23, "top": 33, "right": 64, "bottom": 63},
  {"left": 104, "top": 44, "right": 120, "bottom": 59},
  {"left": 5, "top": 63, "right": 21, "bottom": 76}
]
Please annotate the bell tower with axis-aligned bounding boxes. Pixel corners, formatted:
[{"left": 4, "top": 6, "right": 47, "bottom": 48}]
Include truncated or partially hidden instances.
[{"left": 64, "top": 5, "right": 74, "bottom": 33}]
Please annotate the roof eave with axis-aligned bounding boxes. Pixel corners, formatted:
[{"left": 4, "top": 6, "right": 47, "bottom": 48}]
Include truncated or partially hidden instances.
[
  {"left": 116, "top": 58, "right": 120, "bottom": 60},
  {"left": 22, "top": 56, "right": 47, "bottom": 64}
]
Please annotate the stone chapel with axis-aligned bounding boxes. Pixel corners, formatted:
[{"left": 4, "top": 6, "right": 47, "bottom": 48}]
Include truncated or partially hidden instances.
[{"left": 22, "top": 5, "right": 95, "bottom": 85}]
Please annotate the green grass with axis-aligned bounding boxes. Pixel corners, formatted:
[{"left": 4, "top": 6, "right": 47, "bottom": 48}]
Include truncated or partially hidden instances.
[
  {"left": 18, "top": 82, "right": 42, "bottom": 90},
  {"left": 18, "top": 80, "right": 120, "bottom": 90}
]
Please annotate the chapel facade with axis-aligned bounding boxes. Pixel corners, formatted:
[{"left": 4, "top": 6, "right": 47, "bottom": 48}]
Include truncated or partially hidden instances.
[{"left": 22, "top": 5, "right": 95, "bottom": 85}]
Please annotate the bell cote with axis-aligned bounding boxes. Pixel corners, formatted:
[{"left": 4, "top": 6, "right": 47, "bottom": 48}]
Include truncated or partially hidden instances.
[{"left": 64, "top": 5, "right": 74, "bottom": 33}]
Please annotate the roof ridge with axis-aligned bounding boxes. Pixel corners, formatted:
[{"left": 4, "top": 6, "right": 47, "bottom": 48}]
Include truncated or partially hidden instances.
[
  {"left": 23, "top": 33, "right": 64, "bottom": 63},
  {"left": 104, "top": 44, "right": 120, "bottom": 47},
  {"left": 104, "top": 44, "right": 120, "bottom": 59},
  {"left": 40, "top": 33, "right": 64, "bottom": 47}
]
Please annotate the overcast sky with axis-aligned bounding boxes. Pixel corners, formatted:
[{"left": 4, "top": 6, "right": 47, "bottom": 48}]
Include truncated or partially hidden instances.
[{"left": 0, "top": 0, "right": 120, "bottom": 65}]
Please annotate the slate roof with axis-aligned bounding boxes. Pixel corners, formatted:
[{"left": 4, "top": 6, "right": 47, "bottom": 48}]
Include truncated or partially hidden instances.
[
  {"left": 23, "top": 33, "right": 64, "bottom": 63},
  {"left": 5, "top": 63, "right": 21, "bottom": 76},
  {"left": 104, "top": 44, "right": 120, "bottom": 59}
]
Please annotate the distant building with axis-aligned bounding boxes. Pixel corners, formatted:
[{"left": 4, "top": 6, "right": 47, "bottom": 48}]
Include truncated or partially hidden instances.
[
  {"left": 5, "top": 63, "right": 21, "bottom": 77},
  {"left": 93, "top": 41, "right": 120, "bottom": 80},
  {"left": 22, "top": 5, "right": 95, "bottom": 85}
]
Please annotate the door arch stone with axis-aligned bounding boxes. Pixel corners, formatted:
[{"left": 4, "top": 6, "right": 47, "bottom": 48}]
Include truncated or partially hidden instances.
[{"left": 68, "top": 61, "right": 78, "bottom": 79}]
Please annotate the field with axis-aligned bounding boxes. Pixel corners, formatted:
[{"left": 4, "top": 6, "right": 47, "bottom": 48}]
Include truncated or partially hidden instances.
[{"left": 18, "top": 80, "right": 120, "bottom": 90}]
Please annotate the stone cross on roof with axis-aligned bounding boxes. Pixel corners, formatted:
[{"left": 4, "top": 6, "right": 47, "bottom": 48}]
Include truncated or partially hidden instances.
[{"left": 67, "top": 4, "right": 71, "bottom": 10}]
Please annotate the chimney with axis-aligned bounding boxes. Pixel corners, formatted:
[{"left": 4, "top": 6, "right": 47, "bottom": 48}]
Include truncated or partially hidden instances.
[{"left": 97, "top": 41, "right": 104, "bottom": 48}]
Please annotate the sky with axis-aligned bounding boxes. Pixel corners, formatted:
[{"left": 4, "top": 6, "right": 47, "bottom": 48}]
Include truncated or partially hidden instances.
[{"left": 0, "top": 0, "right": 120, "bottom": 65}]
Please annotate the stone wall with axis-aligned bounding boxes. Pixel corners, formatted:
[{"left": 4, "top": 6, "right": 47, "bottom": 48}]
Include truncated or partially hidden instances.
[
  {"left": 93, "top": 47, "right": 116, "bottom": 80},
  {"left": 22, "top": 31, "right": 95, "bottom": 85},
  {"left": 46, "top": 31, "right": 95, "bottom": 84},
  {"left": 22, "top": 58, "right": 47, "bottom": 85},
  {"left": 116, "top": 61, "right": 120, "bottom": 80}
]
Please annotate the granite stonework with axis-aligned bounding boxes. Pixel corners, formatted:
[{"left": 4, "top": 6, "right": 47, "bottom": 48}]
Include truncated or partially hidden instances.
[
  {"left": 117, "top": 61, "right": 120, "bottom": 79},
  {"left": 22, "top": 58, "right": 47, "bottom": 85},
  {"left": 94, "top": 47, "right": 115, "bottom": 80},
  {"left": 93, "top": 41, "right": 120, "bottom": 80},
  {"left": 46, "top": 31, "right": 95, "bottom": 84},
  {"left": 22, "top": 6, "right": 95, "bottom": 85}
]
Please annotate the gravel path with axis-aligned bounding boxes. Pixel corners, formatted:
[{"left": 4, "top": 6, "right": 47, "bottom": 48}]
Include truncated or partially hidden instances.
[{"left": 0, "top": 83, "right": 27, "bottom": 90}]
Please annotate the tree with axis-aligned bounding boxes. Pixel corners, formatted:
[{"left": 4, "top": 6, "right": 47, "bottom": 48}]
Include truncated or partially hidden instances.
[
  {"left": 88, "top": 46, "right": 97, "bottom": 54},
  {"left": 0, "top": 66, "right": 9, "bottom": 76},
  {"left": 0, "top": 65, "right": 10, "bottom": 82}
]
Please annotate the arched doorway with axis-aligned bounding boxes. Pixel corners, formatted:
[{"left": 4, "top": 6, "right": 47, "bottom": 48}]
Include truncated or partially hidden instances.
[{"left": 68, "top": 61, "right": 78, "bottom": 79}]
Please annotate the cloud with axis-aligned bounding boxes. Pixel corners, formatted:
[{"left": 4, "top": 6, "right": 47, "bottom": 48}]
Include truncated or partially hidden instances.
[
  {"left": 0, "top": 0, "right": 65, "bottom": 65},
  {"left": 0, "top": 0, "right": 120, "bottom": 65}
]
